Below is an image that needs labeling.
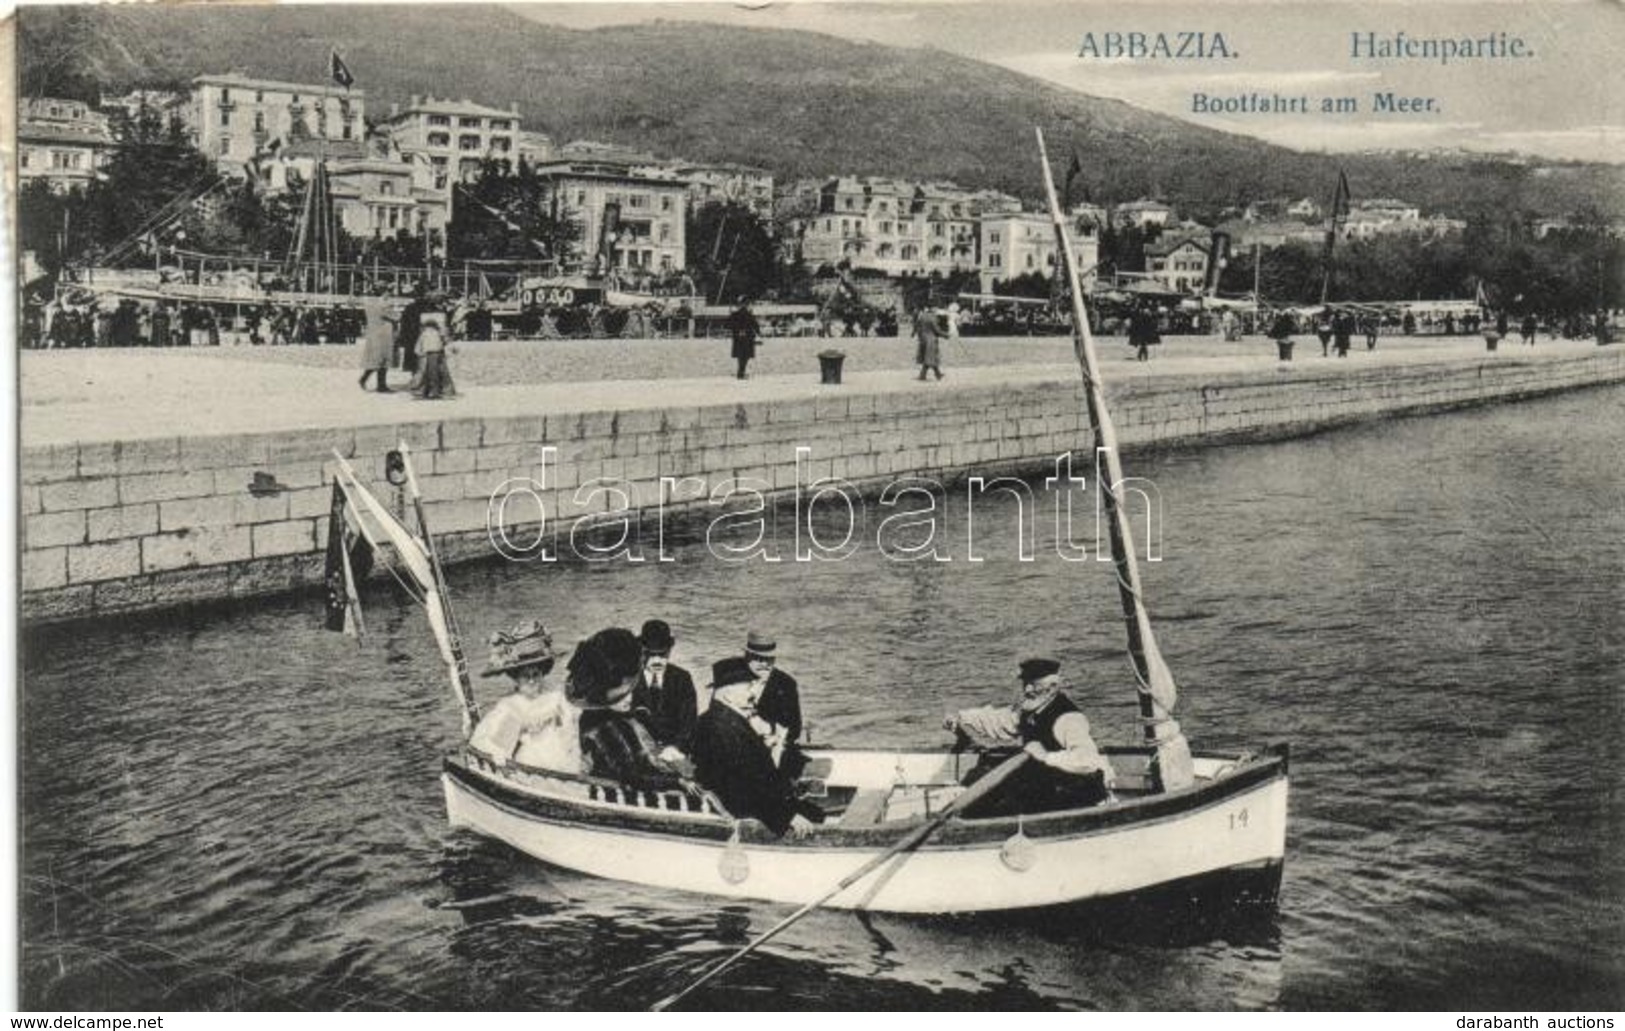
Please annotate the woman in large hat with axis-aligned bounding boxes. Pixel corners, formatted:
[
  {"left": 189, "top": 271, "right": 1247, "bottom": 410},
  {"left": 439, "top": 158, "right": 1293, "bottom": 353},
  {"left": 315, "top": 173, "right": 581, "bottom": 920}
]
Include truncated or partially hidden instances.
[
  {"left": 569, "top": 628, "right": 690, "bottom": 794},
  {"left": 467, "top": 620, "right": 580, "bottom": 772}
]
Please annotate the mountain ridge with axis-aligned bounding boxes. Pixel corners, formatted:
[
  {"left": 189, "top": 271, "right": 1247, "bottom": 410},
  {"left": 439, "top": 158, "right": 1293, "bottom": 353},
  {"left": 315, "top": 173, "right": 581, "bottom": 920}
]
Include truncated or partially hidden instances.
[{"left": 18, "top": 4, "right": 1623, "bottom": 221}]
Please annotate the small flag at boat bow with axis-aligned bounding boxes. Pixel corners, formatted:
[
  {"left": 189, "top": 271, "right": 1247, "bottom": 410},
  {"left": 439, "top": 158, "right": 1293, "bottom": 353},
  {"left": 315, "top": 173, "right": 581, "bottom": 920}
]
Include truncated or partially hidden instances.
[{"left": 323, "top": 479, "right": 371, "bottom": 639}]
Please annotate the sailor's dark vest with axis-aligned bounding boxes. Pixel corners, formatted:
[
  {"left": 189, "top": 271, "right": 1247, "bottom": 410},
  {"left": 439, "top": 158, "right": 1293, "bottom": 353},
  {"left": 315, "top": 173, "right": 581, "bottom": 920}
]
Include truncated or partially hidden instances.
[{"left": 1017, "top": 692, "right": 1079, "bottom": 752}]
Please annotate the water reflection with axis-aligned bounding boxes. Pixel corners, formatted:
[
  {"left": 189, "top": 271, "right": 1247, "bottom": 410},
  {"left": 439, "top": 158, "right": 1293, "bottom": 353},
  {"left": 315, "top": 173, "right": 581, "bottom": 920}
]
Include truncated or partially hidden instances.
[{"left": 19, "top": 385, "right": 1625, "bottom": 1010}]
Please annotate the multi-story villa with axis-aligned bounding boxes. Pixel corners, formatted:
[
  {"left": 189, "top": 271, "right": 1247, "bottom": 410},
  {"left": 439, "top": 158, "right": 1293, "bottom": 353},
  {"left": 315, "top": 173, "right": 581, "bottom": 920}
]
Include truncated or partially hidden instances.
[
  {"left": 531, "top": 157, "right": 689, "bottom": 274},
  {"left": 17, "top": 97, "right": 114, "bottom": 192},
  {"left": 189, "top": 73, "right": 364, "bottom": 174},
  {"left": 380, "top": 94, "right": 522, "bottom": 192},
  {"left": 1143, "top": 234, "right": 1212, "bottom": 293},
  {"left": 978, "top": 211, "right": 1099, "bottom": 293}
]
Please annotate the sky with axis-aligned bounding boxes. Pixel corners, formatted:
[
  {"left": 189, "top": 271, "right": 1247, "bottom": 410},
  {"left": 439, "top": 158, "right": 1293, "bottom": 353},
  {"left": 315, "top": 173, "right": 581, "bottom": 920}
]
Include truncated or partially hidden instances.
[{"left": 511, "top": 0, "right": 1625, "bottom": 163}]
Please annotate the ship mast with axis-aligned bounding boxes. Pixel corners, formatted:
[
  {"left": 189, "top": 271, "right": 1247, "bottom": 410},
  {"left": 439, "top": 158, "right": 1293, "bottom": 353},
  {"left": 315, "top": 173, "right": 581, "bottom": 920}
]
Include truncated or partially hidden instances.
[{"left": 1035, "top": 129, "right": 1194, "bottom": 793}]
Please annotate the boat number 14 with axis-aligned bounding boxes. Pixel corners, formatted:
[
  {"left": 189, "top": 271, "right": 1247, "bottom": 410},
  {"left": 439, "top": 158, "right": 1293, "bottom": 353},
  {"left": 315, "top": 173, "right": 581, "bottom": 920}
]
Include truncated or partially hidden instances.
[{"left": 1228, "top": 808, "right": 1250, "bottom": 830}]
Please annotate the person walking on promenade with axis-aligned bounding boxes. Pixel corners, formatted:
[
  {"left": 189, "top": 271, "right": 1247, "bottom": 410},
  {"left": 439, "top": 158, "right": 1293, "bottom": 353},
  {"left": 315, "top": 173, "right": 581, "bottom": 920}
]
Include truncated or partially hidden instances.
[
  {"left": 397, "top": 288, "right": 426, "bottom": 381},
  {"left": 1128, "top": 306, "right": 1159, "bottom": 362},
  {"left": 913, "top": 305, "right": 943, "bottom": 380},
  {"left": 1521, "top": 313, "right": 1538, "bottom": 346},
  {"left": 727, "top": 295, "right": 761, "bottom": 379},
  {"left": 415, "top": 310, "right": 452, "bottom": 400},
  {"left": 358, "top": 293, "right": 397, "bottom": 393},
  {"left": 1332, "top": 310, "right": 1353, "bottom": 357},
  {"left": 1496, "top": 310, "right": 1510, "bottom": 345},
  {"left": 1316, "top": 310, "right": 1333, "bottom": 356},
  {"left": 1269, "top": 310, "right": 1296, "bottom": 361},
  {"left": 1361, "top": 313, "right": 1379, "bottom": 350}
]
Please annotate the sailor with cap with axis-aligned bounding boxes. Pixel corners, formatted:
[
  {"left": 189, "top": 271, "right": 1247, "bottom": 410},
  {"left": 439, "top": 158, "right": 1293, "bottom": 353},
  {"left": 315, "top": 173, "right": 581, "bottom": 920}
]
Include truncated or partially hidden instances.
[
  {"left": 467, "top": 620, "right": 581, "bottom": 772},
  {"left": 741, "top": 630, "right": 802, "bottom": 756},
  {"left": 944, "top": 657, "right": 1116, "bottom": 815},
  {"left": 630, "top": 619, "right": 698, "bottom": 759},
  {"left": 691, "top": 657, "right": 823, "bottom": 839}
]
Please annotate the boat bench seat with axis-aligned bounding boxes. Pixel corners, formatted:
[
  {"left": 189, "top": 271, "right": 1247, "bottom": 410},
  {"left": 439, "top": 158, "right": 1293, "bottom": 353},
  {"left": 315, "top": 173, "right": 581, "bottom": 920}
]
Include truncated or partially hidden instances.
[{"left": 838, "top": 789, "right": 892, "bottom": 828}]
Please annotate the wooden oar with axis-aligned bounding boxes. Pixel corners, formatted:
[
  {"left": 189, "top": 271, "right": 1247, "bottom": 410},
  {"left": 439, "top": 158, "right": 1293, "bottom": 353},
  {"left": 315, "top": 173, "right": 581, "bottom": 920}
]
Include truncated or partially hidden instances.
[{"left": 649, "top": 749, "right": 1032, "bottom": 1011}]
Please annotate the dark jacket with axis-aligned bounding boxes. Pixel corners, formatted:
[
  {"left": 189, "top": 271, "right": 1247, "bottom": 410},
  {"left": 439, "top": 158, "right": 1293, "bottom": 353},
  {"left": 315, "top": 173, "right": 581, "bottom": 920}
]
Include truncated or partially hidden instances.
[
  {"left": 631, "top": 663, "right": 697, "bottom": 754},
  {"left": 692, "top": 702, "right": 810, "bottom": 836},
  {"left": 578, "top": 709, "right": 686, "bottom": 793},
  {"left": 727, "top": 306, "right": 760, "bottom": 359},
  {"left": 754, "top": 667, "right": 801, "bottom": 743}
]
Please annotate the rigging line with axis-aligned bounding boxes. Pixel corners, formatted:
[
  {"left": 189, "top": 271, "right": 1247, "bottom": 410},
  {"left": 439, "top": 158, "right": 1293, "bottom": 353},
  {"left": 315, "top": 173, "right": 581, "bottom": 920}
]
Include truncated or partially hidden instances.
[{"left": 95, "top": 172, "right": 226, "bottom": 259}]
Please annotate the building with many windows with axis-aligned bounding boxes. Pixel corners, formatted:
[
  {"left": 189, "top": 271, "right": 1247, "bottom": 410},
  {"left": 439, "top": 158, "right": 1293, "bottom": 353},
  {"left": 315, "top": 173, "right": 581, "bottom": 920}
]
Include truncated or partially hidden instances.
[
  {"left": 978, "top": 211, "right": 1099, "bottom": 293},
  {"left": 531, "top": 158, "right": 689, "bottom": 274},
  {"left": 665, "top": 161, "right": 775, "bottom": 222},
  {"left": 794, "top": 176, "right": 989, "bottom": 278},
  {"left": 189, "top": 73, "right": 364, "bottom": 174},
  {"left": 1143, "top": 234, "right": 1212, "bottom": 293},
  {"left": 381, "top": 94, "right": 522, "bottom": 193},
  {"left": 265, "top": 136, "right": 449, "bottom": 239},
  {"left": 17, "top": 97, "right": 114, "bottom": 192}
]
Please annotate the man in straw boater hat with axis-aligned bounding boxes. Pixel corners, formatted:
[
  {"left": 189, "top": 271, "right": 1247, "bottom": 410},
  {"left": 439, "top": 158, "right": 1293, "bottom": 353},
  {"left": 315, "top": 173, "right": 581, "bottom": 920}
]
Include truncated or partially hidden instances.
[
  {"left": 691, "top": 658, "right": 825, "bottom": 839},
  {"left": 740, "top": 630, "right": 802, "bottom": 763},
  {"left": 569, "top": 627, "right": 691, "bottom": 795},
  {"left": 630, "top": 619, "right": 698, "bottom": 760},
  {"left": 943, "top": 657, "right": 1117, "bottom": 818},
  {"left": 466, "top": 620, "right": 581, "bottom": 773}
]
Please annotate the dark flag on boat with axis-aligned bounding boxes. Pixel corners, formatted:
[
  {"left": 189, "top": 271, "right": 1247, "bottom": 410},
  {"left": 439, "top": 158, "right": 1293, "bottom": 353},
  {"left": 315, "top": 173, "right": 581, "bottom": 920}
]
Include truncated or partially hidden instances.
[
  {"left": 331, "top": 49, "right": 355, "bottom": 90},
  {"left": 1330, "top": 169, "right": 1352, "bottom": 219},
  {"left": 323, "top": 479, "right": 371, "bottom": 638},
  {"left": 1322, "top": 170, "right": 1352, "bottom": 265}
]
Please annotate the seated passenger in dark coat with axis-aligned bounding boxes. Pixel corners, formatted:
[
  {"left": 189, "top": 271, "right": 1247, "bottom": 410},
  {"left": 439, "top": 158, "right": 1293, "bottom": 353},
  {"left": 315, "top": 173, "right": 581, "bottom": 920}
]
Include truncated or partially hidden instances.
[
  {"left": 692, "top": 658, "right": 823, "bottom": 838},
  {"left": 630, "top": 619, "right": 698, "bottom": 758},
  {"left": 569, "top": 627, "right": 687, "bottom": 795}
]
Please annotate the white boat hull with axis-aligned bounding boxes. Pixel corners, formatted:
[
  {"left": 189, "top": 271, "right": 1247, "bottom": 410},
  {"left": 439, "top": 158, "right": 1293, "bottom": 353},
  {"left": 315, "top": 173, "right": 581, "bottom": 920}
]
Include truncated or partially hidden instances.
[{"left": 442, "top": 746, "right": 1288, "bottom": 914}]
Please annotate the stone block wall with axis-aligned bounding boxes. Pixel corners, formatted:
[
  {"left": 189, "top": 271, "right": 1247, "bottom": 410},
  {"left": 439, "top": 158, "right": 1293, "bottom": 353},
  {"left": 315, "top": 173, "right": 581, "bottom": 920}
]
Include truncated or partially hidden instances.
[{"left": 20, "top": 349, "right": 1625, "bottom": 624}]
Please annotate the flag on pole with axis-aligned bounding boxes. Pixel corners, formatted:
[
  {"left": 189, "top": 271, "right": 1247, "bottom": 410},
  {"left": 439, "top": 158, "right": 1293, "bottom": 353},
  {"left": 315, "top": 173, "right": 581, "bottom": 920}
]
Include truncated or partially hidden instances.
[
  {"left": 331, "top": 49, "right": 355, "bottom": 90},
  {"left": 1063, "top": 149, "right": 1084, "bottom": 209},
  {"left": 1330, "top": 170, "right": 1351, "bottom": 219},
  {"left": 323, "top": 479, "right": 371, "bottom": 638}
]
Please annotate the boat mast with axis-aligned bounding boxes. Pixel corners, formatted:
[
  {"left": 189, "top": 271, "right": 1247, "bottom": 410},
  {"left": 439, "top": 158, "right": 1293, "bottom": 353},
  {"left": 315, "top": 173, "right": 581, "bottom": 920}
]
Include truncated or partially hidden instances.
[{"left": 1035, "top": 128, "right": 1194, "bottom": 792}]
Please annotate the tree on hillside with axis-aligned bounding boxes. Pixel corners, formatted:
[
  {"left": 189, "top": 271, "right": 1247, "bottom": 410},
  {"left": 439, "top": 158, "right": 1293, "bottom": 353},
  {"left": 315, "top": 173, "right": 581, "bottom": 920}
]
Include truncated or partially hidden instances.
[{"left": 18, "top": 8, "right": 103, "bottom": 104}]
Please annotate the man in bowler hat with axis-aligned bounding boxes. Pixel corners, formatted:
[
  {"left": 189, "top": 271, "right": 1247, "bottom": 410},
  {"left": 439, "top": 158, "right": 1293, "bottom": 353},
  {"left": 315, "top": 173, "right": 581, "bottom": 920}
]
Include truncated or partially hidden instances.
[
  {"left": 631, "top": 619, "right": 698, "bottom": 759},
  {"left": 692, "top": 658, "right": 823, "bottom": 838},
  {"left": 944, "top": 658, "right": 1116, "bottom": 816}
]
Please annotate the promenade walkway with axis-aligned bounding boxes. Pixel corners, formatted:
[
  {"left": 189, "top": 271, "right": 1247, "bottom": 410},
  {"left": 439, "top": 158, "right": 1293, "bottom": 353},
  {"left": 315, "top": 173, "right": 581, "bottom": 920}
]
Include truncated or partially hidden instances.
[{"left": 20, "top": 333, "right": 1601, "bottom": 447}]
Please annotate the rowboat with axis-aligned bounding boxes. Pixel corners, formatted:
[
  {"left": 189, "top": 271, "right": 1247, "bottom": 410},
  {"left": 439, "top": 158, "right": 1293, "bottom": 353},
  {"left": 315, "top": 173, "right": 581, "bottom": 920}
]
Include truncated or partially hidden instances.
[
  {"left": 323, "top": 129, "right": 1289, "bottom": 930},
  {"left": 441, "top": 743, "right": 1287, "bottom": 914}
]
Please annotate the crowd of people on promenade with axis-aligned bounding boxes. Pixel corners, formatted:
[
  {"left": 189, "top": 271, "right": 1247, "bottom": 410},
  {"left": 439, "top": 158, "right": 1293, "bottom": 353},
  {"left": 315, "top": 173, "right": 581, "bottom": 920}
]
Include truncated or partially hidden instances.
[{"left": 467, "top": 618, "right": 1119, "bottom": 838}]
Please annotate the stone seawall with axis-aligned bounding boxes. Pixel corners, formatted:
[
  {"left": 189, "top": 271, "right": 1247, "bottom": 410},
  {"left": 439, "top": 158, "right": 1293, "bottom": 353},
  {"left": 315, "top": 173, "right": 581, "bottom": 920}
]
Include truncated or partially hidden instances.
[{"left": 21, "top": 349, "right": 1625, "bottom": 624}]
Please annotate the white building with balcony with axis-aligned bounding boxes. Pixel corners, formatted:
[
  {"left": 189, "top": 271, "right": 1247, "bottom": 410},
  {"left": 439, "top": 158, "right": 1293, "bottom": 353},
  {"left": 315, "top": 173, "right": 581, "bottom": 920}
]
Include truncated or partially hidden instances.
[
  {"left": 381, "top": 94, "right": 522, "bottom": 193},
  {"left": 532, "top": 158, "right": 689, "bottom": 274},
  {"left": 189, "top": 73, "right": 364, "bottom": 175}
]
